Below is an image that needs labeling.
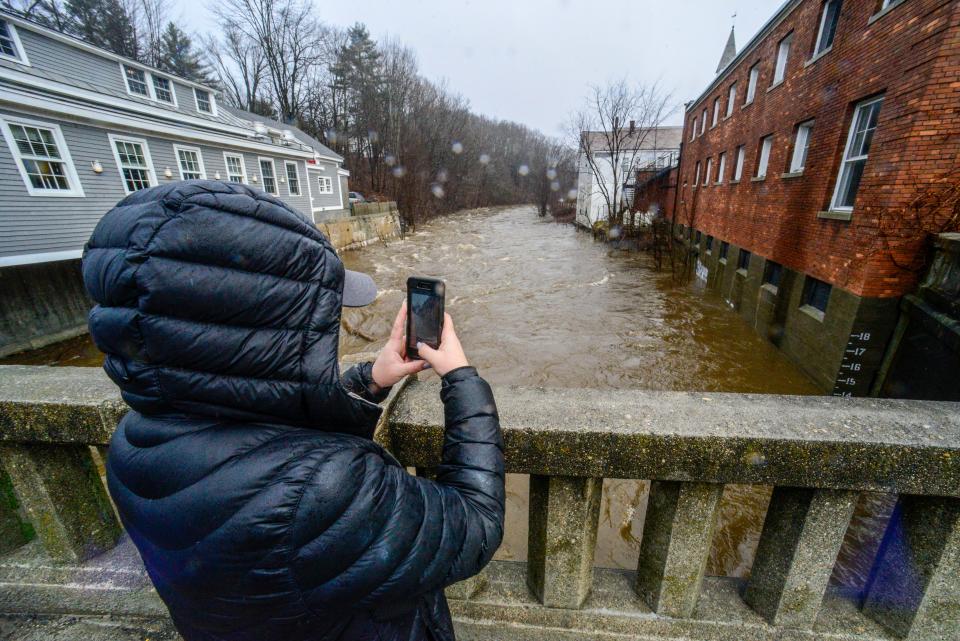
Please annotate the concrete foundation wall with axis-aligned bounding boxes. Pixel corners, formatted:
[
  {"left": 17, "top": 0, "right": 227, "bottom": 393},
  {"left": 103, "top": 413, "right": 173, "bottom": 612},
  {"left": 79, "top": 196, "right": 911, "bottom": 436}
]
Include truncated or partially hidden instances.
[
  {"left": 0, "top": 260, "right": 91, "bottom": 359},
  {"left": 318, "top": 212, "right": 402, "bottom": 253}
]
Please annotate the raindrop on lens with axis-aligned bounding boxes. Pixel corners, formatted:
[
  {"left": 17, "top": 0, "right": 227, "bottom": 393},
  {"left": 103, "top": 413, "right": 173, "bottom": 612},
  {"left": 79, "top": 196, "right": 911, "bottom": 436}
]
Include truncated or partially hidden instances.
[
  {"left": 325, "top": 129, "right": 338, "bottom": 144},
  {"left": 437, "top": 169, "right": 449, "bottom": 182},
  {"left": 367, "top": 130, "right": 379, "bottom": 143},
  {"left": 392, "top": 165, "right": 406, "bottom": 178},
  {"left": 567, "top": 188, "right": 578, "bottom": 200},
  {"left": 550, "top": 181, "right": 560, "bottom": 191},
  {"left": 451, "top": 142, "right": 464, "bottom": 155},
  {"left": 384, "top": 154, "right": 396, "bottom": 166},
  {"left": 479, "top": 153, "right": 490, "bottom": 165},
  {"left": 518, "top": 164, "right": 530, "bottom": 176},
  {"left": 546, "top": 168, "right": 557, "bottom": 180},
  {"left": 431, "top": 183, "right": 445, "bottom": 198}
]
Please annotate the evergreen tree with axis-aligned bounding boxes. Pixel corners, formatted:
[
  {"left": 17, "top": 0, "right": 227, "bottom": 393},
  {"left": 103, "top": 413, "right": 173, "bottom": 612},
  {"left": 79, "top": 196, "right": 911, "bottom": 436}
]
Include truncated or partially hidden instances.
[
  {"left": 63, "top": 0, "right": 137, "bottom": 59},
  {"left": 157, "top": 22, "right": 212, "bottom": 84}
]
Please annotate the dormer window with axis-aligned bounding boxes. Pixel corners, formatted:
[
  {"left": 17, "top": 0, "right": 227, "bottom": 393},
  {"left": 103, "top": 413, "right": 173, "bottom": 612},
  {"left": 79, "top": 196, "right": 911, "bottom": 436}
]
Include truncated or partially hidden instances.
[
  {"left": 124, "top": 65, "right": 150, "bottom": 97},
  {"left": 194, "top": 89, "right": 213, "bottom": 114},
  {"left": 0, "top": 19, "right": 29, "bottom": 65},
  {"left": 152, "top": 76, "right": 174, "bottom": 104}
]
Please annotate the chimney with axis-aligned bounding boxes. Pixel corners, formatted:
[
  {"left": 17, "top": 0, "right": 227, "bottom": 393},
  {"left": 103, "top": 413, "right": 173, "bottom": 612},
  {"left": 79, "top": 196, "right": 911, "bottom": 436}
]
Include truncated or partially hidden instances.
[{"left": 629, "top": 120, "right": 635, "bottom": 133}]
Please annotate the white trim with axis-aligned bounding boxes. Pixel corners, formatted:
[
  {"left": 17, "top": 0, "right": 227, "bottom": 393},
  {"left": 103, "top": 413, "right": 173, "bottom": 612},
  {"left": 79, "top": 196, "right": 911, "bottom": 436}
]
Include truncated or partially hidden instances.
[
  {"left": 316, "top": 174, "right": 334, "bottom": 194},
  {"left": 0, "top": 114, "right": 84, "bottom": 197},
  {"left": 223, "top": 151, "right": 247, "bottom": 183},
  {"left": 773, "top": 32, "right": 793, "bottom": 86},
  {"left": 193, "top": 87, "right": 218, "bottom": 117},
  {"left": 312, "top": 205, "right": 346, "bottom": 213},
  {"left": 337, "top": 168, "right": 349, "bottom": 177},
  {"left": 151, "top": 74, "right": 178, "bottom": 108},
  {"left": 0, "top": 248, "right": 82, "bottom": 267},
  {"left": 0, "top": 18, "right": 30, "bottom": 66},
  {"left": 121, "top": 62, "right": 153, "bottom": 101},
  {"left": 173, "top": 144, "right": 207, "bottom": 180},
  {"left": 108, "top": 133, "right": 157, "bottom": 194},
  {"left": 258, "top": 156, "right": 278, "bottom": 194},
  {"left": 789, "top": 120, "right": 814, "bottom": 174},
  {"left": 830, "top": 96, "right": 884, "bottom": 212},
  {"left": 0, "top": 81, "right": 319, "bottom": 159},
  {"left": 1, "top": 11, "right": 216, "bottom": 92},
  {"left": 813, "top": 0, "right": 840, "bottom": 57},
  {"left": 284, "top": 160, "right": 301, "bottom": 196}
]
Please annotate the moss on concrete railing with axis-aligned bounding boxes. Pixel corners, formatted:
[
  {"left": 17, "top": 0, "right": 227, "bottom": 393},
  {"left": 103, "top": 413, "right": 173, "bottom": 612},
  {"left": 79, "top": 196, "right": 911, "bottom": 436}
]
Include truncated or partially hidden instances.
[{"left": 1, "top": 365, "right": 959, "bottom": 640}]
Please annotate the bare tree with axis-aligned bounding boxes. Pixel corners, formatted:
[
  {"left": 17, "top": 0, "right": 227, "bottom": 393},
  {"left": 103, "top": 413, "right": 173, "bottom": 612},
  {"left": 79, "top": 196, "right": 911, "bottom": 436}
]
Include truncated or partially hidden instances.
[
  {"left": 204, "top": 25, "right": 269, "bottom": 112},
  {"left": 571, "top": 79, "right": 672, "bottom": 229}
]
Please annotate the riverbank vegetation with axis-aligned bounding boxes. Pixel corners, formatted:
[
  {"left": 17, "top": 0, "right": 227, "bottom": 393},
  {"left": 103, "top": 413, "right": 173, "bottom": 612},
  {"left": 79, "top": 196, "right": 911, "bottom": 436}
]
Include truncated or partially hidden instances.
[{"left": 8, "top": 0, "right": 578, "bottom": 227}]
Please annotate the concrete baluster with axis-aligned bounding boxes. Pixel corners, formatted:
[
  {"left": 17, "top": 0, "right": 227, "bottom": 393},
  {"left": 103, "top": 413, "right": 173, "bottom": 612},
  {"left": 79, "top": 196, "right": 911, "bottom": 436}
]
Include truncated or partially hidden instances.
[
  {"left": 0, "top": 465, "right": 33, "bottom": 554},
  {"left": 527, "top": 474, "right": 603, "bottom": 609},
  {"left": 863, "top": 495, "right": 960, "bottom": 640},
  {"left": 743, "top": 487, "right": 859, "bottom": 629},
  {"left": 0, "top": 444, "right": 121, "bottom": 562},
  {"left": 635, "top": 481, "right": 724, "bottom": 618}
]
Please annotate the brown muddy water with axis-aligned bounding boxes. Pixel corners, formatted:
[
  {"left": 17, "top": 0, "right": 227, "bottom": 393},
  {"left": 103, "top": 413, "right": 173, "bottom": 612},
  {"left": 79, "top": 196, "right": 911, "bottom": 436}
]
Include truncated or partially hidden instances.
[{"left": 2, "top": 205, "right": 888, "bottom": 587}]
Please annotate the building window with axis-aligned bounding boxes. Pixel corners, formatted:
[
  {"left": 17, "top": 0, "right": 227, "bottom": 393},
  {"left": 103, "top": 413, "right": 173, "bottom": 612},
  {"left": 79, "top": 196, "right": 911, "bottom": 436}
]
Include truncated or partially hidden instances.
[
  {"left": 773, "top": 33, "right": 793, "bottom": 85},
  {"left": 802, "top": 277, "right": 831, "bottom": 314},
  {"left": 701, "top": 109, "right": 707, "bottom": 135},
  {"left": 1, "top": 117, "right": 83, "bottom": 196},
  {"left": 704, "top": 158, "right": 713, "bottom": 186},
  {"left": 259, "top": 158, "right": 277, "bottom": 194},
  {"left": 690, "top": 117, "right": 697, "bottom": 141},
  {"left": 790, "top": 121, "right": 814, "bottom": 173},
  {"left": 814, "top": 0, "right": 842, "bottom": 56},
  {"left": 712, "top": 97, "right": 720, "bottom": 127},
  {"left": 764, "top": 260, "right": 783, "bottom": 289},
  {"left": 717, "top": 152, "right": 726, "bottom": 184},
  {"left": 694, "top": 161, "right": 701, "bottom": 186},
  {"left": 175, "top": 146, "right": 206, "bottom": 180},
  {"left": 734, "top": 145, "right": 745, "bottom": 181},
  {"left": 317, "top": 175, "right": 334, "bottom": 194},
  {"left": 0, "top": 19, "right": 28, "bottom": 65},
  {"left": 123, "top": 65, "right": 150, "bottom": 97},
  {"left": 831, "top": 96, "right": 883, "bottom": 211},
  {"left": 109, "top": 135, "right": 155, "bottom": 194},
  {"left": 194, "top": 88, "right": 214, "bottom": 114},
  {"left": 152, "top": 76, "right": 174, "bottom": 104},
  {"left": 695, "top": 230, "right": 702, "bottom": 244},
  {"left": 720, "top": 241, "right": 729, "bottom": 261},
  {"left": 706, "top": 235, "right": 714, "bottom": 252},
  {"left": 285, "top": 161, "right": 301, "bottom": 196},
  {"left": 726, "top": 83, "right": 736, "bottom": 118},
  {"left": 224, "top": 153, "right": 246, "bottom": 183},
  {"left": 737, "top": 249, "right": 751, "bottom": 271},
  {"left": 756, "top": 135, "right": 773, "bottom": 179},
  {"left": 746, "top": 63, "right": 760, "bottom": 104}
]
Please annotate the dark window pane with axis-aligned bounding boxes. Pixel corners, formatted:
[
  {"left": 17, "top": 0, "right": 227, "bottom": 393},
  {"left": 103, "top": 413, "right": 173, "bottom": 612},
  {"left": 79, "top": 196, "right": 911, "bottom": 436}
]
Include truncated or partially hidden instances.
[
  {"left": 764, "top": 261, "right": 783, "bottom": 288},
  {"left": 803, "top": 277, "right": 832, "bottom": 312},
  {"left": 738, "top": 249, "right": 751, "bottom": 270},
  {"left": 720, "top": 241, "right": 729, "bottom": 259}
]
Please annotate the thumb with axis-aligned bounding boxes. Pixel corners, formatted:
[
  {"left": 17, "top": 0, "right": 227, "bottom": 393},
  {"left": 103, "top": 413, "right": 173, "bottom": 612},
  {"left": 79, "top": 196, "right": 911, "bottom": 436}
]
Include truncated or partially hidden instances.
[
  {"left": 397, "top": 359, "right": 428, "bottom": 376},
  {"left": 416, "top": 341, "right": 439, "bottom": 365}
]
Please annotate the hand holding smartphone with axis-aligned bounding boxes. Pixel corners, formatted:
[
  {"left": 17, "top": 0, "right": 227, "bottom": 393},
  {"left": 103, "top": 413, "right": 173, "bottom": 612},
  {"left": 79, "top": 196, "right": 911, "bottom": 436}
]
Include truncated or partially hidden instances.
[{"left": 406, "top": 277, "right": 445, "bottom": 360}]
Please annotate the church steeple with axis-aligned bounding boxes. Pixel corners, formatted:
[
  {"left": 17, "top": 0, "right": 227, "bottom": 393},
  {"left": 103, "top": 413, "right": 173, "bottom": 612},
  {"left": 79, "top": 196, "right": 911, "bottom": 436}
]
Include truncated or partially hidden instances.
[{"left": 716, "top": 26, "right": 737, "bottom": 74}]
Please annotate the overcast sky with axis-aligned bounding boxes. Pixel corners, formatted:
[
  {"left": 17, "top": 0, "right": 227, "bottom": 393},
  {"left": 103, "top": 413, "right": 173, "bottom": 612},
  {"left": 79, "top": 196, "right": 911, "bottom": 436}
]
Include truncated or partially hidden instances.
[{"left": 173, "top": 0, "right": 784, "bottom": 138}]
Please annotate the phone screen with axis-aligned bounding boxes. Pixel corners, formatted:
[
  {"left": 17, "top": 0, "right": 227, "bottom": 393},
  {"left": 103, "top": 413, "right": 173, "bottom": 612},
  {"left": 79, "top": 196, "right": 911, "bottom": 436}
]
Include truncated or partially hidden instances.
[{"left": 409, "top": 290, "right": 442, "bottom": 348}]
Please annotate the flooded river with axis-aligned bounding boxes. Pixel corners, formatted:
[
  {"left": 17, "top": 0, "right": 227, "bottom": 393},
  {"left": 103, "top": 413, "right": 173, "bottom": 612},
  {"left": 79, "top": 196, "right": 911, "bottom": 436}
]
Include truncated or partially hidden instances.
[{"left": 4, "top": 205, "right": 888, "bottom": 586}]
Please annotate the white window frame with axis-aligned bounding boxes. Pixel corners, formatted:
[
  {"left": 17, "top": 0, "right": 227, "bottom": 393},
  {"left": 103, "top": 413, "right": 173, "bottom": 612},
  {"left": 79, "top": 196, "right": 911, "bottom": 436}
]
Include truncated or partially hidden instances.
[
  {"left": 316, "top": 175, "right": 334, "bottom": 194},
  {"left": 704, "top": 157, "right": 713, "bottom": 186},
  {"left": 712, "top": 97, "right": 720, "bottom": 127},
  {"left": 173, "top": 144, "right": 207, "bottom": 180},
  {"left": 690, "top": 117, "right": 697, "bottom": 141},
  {"left": 716, "top": 152, "right": 726, "bottom": 184},
  {"left": 0, "top": 19, "right": 30, "bottom": 66},
  {"left": 284, "top": 161, "right": 302, "bottom": 196},
  {"left": 193, "top": 88, "right": 217, "bottom": 116},
  {"left": 693, "top": 161, "right": 701, "bottom": 187},
  {"left": 756, "top": 136, "right": 773, "bottom": 179},
  {"left": 258, "top": 157, "right": 278, "bottom": 194},
  {"left": 223, "top": 152, "right": 247, "bottom": 183},
  {"left": 831, "top": 96, "right": 884, "bottom": 212},
  {"left": 814, "top": 0, "right": 841, "bottom": 57},
  {"left": 700, "top": 109, "right": 707, "bottom": 135},
  {"left": 734, "top": 145, "right": 745, "bottom": 181},
  {"left": 746, "top": 64, "right": 760, "bottom": 104},
  {"left": 151, "top": 74, "right": 178, "bottom": 106},
  {"left": 0, "top": 115, "right": 84, "bottom": 197},
  {"left": 726, "top": 83, "right": 736, "bottom": 118},
  {"left": 790, "top": 121, "right": 814, "bottom": 173},
  {"left": 108, "top": 134, "right": 157, "bottom": 194},
  {"left": 773, "top": 33, "right": 793, "bottom": 86}
]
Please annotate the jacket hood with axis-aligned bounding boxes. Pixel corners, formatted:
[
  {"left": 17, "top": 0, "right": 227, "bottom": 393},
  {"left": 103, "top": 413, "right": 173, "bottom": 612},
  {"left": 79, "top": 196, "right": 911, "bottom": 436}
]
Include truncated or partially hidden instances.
[{"left": 83, "top": 180, "right": 380, "bottom": 435}]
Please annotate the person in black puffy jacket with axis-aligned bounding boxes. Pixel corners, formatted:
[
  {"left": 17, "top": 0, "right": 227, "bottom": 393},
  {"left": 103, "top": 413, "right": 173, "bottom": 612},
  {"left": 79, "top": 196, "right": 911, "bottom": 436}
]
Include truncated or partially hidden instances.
[{"left": 82, "top": 180, "right": 505, "bottom": 641}]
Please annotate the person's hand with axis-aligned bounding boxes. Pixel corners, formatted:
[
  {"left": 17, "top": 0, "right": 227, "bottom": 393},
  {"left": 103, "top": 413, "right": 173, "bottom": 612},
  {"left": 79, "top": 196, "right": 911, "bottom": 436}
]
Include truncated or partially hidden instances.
[
  {"left": 371, "top": 302, "right": 428, "bottom": 388},
  {"left": 416, "top": 313, "right": 469, "bottom": 377}
]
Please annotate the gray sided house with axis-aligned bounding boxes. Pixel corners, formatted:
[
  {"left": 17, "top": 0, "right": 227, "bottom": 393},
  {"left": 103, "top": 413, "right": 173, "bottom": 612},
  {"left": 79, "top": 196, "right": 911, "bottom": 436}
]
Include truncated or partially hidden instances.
[{"left": 0, "top": 9, "right": 351, "bottom": 355}]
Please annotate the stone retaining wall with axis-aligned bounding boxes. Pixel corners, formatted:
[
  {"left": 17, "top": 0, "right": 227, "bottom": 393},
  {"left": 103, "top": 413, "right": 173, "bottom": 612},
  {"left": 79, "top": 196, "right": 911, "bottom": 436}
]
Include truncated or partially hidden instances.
[{"left": 318, "top": 211, "right": 402, "bottom": 253}]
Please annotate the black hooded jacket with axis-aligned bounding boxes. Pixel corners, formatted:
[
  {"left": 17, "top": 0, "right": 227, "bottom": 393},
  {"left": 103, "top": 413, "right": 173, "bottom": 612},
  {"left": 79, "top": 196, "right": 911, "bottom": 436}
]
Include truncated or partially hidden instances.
[{"left": 82, "top": 181, "right": 505, "bottom": 641}]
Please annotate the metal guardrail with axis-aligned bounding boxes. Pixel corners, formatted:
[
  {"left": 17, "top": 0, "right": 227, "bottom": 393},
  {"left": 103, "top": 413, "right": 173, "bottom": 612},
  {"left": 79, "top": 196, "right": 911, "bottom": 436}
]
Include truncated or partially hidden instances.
[{"left": 1, "top": 365, "right": 958, "bottom": 640}]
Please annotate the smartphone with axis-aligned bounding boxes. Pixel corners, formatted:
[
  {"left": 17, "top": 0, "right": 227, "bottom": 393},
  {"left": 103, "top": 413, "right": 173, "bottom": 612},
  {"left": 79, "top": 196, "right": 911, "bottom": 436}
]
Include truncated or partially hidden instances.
[{"left": 406, "top": 277, "right": 445, "bottom": 360}]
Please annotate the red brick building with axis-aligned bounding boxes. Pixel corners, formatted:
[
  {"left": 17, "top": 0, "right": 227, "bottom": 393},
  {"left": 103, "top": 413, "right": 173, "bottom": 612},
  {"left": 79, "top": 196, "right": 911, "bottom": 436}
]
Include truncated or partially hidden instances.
[{"left": 678, "top": 0, "right": 959, "bottom": 394}]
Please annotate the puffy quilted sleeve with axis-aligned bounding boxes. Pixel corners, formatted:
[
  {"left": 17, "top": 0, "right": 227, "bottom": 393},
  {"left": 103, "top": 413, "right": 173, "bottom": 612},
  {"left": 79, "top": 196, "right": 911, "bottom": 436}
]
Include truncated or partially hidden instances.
[
  {"left": 341, "top": 361, "right": 391, "bottom": 404},
  {"left": 289, "top": 366, "right": 505, "bottom": 612}
]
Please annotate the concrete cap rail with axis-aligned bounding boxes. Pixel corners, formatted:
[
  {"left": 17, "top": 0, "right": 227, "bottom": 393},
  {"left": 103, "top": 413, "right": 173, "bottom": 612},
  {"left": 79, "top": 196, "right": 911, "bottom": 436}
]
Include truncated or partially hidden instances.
[{"left": 389, "top": 380, "right": 960, "bottom": 497}]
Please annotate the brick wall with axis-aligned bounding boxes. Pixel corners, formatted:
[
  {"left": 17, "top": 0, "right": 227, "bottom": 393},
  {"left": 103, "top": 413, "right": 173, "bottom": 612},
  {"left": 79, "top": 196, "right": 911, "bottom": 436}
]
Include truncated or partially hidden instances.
[
  {"left": 678, "top": 0, "right": 960, "bottom": 299},
  {"left": 632, "top": 167, "right": 678, "bottom": 221}
]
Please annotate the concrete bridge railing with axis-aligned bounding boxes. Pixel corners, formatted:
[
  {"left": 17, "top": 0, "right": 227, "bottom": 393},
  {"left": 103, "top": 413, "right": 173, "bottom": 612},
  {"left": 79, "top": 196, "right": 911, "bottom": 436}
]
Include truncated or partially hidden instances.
[{"left": 1, "top": 365, "right": 959, "bottom": 641}]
